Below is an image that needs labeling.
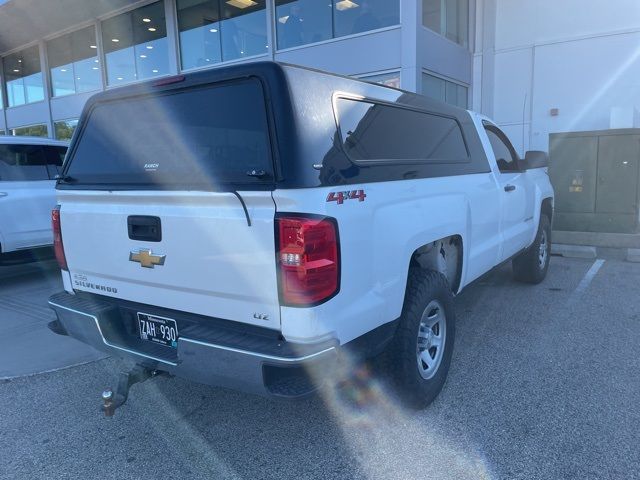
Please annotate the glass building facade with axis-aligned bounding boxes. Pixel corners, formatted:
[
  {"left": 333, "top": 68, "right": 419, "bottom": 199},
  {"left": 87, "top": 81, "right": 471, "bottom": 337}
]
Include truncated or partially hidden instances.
[
  {"left": 422, "top": 0, "right": 469, "bottom": 47},
  {"left": 422, "top": 72, "right": 468, "bottom": 108},
  {"left": 47, "top": 26, "right": 101, "bottom": 97},
  {"left": 0, "top": 0, "right": 471, "bottom": 137},
  {"left": 3, "top": 46, "right": 44, "bottom": 107},
  {"left": 11, "top": 123, "right": 48, "bottom": 137},
  {"left": 102, "top": 1, "right": 170, "bottom": 85},
  {"left": 274, "top": 0, "right": 399, "bottom": 50},
  {"left": 54, "top": 119, "right": 79, "bottom": 141},
  {"left": 176, "top": 0, "right": 268, "bottom": 69}
]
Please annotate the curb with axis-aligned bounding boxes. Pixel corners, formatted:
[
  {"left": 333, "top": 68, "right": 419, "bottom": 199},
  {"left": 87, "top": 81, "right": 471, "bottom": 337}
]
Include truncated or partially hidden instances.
[
  {"left": 552, "top": 243, "right": 640, "bottom": 263},
  {"left": 552, "top": 231, "right": 640, "bottom": 262},
  {"left": 627, "top": 249, "right": 640, "bottom": 263},
  {"left": 551, "top": 244, "right": 597, "bottom": 259},
  {"left": 552, "top": 230, "right": 640, "bottom": 249}
]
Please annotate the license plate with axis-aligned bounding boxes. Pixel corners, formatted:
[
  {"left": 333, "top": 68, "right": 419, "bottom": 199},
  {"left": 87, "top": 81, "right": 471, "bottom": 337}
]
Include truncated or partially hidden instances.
[{"left": 137, "top": 312, "right": 178, "bottom": 348}]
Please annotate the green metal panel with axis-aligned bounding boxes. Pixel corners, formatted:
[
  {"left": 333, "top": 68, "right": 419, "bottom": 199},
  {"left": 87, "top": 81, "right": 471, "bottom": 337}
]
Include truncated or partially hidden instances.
[
  {"left": 549, "top": 129, "right": 640, "bottom": 233},
  {"left": 550, "top": 134, "right": 598, "bottom": 214},
  {"left": 596, "top": 135, "right": 640, "bottom": 215}
]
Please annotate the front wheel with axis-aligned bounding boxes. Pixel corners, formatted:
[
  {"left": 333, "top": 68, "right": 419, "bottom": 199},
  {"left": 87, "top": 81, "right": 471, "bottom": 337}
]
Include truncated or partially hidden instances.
[
  {"left": 512, "top": 215, "right": 551, "bottom": 284},
  {"left": 388, "top": 269, "right": 455, "bottom": 409}
]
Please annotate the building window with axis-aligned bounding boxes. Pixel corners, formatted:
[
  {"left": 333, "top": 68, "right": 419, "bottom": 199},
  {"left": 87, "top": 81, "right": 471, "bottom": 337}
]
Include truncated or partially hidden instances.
[
  {"left": 3, "top": 46, "right": 45, "bottom": 107},
  {"left": 47, "top": 26, "right": 101, "bottom": 97},
  {"left": 422, "top": 73, "right": 468, "bottom": 108},
  {"left": 334, "top": 0, "right": 399, "bottom": 37},
  {"left": 11, "top": 124, "right": 49, "bottom": 137},
  {"left": 275, "top": 0, "right": 332, "bottom": 49},
  {"left": 275, "top": 0, "right": 399, "bottom": 50},
  {"left": 177, "top": 0, "right": 267, "bottom": 69},
  {"left": 102, "top": 1, "right": 170, "bottom": 85},
  {"left": 220, "top": 0, "right": 267, "bottom": 61},
  {"left": 359, "top": 71, "right": 400, "bottom": 88},
  {"left": 423, "top": 0, "right": 468, "bottom": 47},
  {"left": 54, "top": 119, "right": 79, "bottom": 141}
]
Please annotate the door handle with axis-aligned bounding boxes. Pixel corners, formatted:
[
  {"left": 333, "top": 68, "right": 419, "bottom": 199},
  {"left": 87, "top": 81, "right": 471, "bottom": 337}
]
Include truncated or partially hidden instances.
[
  {"left": 128, "top": 216, "right": 162, "bottom": 242},
  {"left": 0, "top": 192, "right": 7, "bottom": 197},
  {"left": 504, "top": 185, "right": 516, "bottom": 192}
]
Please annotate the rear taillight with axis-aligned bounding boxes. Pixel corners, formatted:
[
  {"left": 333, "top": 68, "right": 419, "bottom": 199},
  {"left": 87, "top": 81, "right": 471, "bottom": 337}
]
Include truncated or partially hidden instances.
[
  {"left": 52, "top": 205, "right": 68, "bottom": 271},
  {"left": 277, "top": 215, "right": 339, "bottom": 306}
]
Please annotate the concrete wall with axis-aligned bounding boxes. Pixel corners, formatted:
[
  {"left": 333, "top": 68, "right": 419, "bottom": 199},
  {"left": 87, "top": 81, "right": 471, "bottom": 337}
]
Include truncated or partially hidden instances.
[
  {"left": 476, "top": 0, "right": 640, "bottom": 154},
  {"left": 275, "top": 27, "right": 402, "bottom": 79}
]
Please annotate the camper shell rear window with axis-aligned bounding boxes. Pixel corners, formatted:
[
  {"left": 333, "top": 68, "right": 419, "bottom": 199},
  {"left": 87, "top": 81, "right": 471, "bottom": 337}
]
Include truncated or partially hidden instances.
[{"left": 64, "top": 78, "right": 274, "bottom": 190}]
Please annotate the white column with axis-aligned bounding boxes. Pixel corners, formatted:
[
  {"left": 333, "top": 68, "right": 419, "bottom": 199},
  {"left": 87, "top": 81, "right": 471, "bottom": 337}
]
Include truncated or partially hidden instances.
[
  {"left": 164, "top": 0, "right": 180, "bottom": 74},
  {"left": 266, "top": 0, "right": 276, "bottom": 60},
  {"left": 479, "top": 0, "right": 496, "bottom": 117},
  {"left": 400, "top": 0, "right": 420, "bottom": 93},
  {"left": 95, "top": 20, "right": 108, "bottom": 89},
  {"left": 39, "top": 40, "right": 54, "bottom": 138},
  {"left": 0, "top": 56, "right": 8, "bottom": 132}
]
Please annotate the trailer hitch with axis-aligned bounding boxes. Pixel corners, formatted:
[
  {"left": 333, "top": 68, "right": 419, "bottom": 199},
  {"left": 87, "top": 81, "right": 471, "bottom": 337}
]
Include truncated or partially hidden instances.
[{"left": 101, "top": 365, "right": 163, "bottom": 417}]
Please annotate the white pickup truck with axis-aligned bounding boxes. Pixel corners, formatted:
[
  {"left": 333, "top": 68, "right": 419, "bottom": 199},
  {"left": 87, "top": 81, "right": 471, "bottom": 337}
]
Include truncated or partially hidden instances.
[{"left": 49, "top": 62, "right": 554, "bottom": 410}]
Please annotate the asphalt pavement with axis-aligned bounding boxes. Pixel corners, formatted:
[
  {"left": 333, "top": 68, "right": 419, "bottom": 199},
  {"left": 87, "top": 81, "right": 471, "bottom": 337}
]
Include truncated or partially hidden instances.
[
  {"left": 0, "top": 256, "right": 639, "bottom": 480},
  {"left": 0, "top": 260, "right": 106, "bottom": 379}
]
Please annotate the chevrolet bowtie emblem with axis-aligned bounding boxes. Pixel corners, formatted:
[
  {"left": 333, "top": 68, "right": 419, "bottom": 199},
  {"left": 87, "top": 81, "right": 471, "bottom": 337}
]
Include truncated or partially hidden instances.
[{"left": 129, "top": 249, "right": 166, "bottom": 268}]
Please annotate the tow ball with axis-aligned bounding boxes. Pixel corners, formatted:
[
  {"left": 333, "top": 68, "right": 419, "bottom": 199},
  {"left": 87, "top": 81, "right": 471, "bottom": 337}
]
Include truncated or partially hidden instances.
[{"left": 101, "top": 365, "right": 163, "bottom": 417}]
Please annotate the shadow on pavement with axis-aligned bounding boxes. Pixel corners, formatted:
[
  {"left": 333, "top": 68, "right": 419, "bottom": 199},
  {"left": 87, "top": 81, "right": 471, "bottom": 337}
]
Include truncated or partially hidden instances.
[{"left": 0, "top": 260, "right": 107, "bottom": 379}]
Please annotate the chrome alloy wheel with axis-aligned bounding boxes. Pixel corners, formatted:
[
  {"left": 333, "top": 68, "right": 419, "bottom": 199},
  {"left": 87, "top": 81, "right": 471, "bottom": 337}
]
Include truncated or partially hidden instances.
[
  {"left": 538, "top": 229, "right": 549, "bottom": 268},
  {"left": 416, "top": 300, "right": 447, "bottom": 380}
]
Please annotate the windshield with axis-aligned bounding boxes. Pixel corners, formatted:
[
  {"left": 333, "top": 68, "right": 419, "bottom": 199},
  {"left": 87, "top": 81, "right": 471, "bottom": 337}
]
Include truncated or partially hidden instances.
[{"left": 65, "top": 78, "right": 273, "bottom": 189}]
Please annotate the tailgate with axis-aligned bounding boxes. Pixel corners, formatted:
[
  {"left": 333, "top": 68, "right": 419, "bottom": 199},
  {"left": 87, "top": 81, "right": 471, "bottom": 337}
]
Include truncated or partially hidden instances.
[
  {"left": 56, "top": 75, "right": 282, "bottom": 329},
  {"left": 59, "top": 190, "right": 280, "bottom": 329}
]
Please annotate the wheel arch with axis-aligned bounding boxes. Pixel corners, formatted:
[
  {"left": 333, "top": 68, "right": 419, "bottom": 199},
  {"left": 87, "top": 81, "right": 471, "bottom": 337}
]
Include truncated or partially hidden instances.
[
  {"left": 541, "top": 197, "right": 553, "bottom": 224},
  {"left": 408, "top": 235, "right": 464, "bottom": 294}
]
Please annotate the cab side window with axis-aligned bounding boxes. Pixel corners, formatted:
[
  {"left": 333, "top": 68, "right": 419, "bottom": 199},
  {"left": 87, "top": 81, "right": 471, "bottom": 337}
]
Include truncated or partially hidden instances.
[
  {"left": 0, "top": 144, "right": 49, "bottom": 181},
  {"left": 484, "top": 124, "right": 520, "bottom": 173}
]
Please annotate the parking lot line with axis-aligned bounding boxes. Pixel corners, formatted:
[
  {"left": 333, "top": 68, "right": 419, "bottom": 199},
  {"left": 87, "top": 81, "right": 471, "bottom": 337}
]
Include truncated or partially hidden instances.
[{"left": 570, "top": 259, "right": 605, "bottom": 302}]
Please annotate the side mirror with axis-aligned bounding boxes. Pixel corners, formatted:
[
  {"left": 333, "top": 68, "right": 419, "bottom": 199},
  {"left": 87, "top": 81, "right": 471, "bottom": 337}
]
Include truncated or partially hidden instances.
[{"left": 522, "top": 150, "right": 549, "bottom": 169}]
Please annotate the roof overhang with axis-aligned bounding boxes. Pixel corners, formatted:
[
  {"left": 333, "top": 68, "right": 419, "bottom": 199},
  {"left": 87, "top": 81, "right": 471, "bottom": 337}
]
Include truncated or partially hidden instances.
[{"left": 0, "top": 0, "right": 138, "bottom": 55}]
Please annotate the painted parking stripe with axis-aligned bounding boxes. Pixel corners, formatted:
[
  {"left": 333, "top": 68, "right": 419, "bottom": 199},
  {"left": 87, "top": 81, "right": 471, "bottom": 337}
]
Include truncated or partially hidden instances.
[{"left": 569, "top": 259, "right": 605, "bottom": 304}]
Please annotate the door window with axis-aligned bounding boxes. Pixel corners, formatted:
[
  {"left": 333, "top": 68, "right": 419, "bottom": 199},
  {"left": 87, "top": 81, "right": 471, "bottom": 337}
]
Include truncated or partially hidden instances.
[
  {"left": 484, "top": 124, "right": 519, "bottom": 173},
  {"left": 0, "top": 144, "right": 49, "bottom": 181},
  {"left": 44, "top": 145, "right": 68, "bottom": 179}
]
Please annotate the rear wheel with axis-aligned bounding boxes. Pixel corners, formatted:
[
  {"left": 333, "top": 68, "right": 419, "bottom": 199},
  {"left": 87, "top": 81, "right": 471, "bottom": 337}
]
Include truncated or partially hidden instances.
[
  {"left": 388, "top": 269, "right": 455, "bottom": 409},
  {"left": 512, "top": 215, "right": 551, "bottom": 284}
]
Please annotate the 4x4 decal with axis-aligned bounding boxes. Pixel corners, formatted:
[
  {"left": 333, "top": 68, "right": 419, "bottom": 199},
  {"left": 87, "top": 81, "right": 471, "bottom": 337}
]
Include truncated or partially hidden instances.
[{"left": 326, "top": 190, "right": 367, "bottom": 205}]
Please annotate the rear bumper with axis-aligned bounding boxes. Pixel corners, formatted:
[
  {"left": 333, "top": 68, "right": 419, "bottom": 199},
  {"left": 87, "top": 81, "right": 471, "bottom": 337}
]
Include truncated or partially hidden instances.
[{"left": 48, "top": 292, "right": 338, "bottom": 398}]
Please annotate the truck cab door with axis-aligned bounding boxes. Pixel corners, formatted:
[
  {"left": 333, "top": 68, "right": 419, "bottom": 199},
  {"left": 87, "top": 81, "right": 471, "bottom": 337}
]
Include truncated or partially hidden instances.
[{"left": 483, "top": 123, "right": 535, "bottom": 261}]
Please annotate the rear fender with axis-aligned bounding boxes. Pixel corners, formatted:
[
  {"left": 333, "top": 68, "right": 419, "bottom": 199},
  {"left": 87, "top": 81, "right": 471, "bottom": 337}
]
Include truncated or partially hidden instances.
[{"left": 375, "top": 193, "right": 469, "bottom": 321}]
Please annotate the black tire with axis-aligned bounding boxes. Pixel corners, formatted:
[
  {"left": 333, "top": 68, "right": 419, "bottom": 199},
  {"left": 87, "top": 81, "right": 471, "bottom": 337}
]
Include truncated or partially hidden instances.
[
  {"left": 388, "top": 269, "right": 455, "bottom": 409},
  {"left": 512, "top": 215, "right": 551, "bottom": 284}
]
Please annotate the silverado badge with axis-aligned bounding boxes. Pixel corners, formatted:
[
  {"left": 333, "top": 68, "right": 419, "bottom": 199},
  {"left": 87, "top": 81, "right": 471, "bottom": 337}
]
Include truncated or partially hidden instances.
[{"left": 129, "top": 249, "right": 166, "bottom": 268}]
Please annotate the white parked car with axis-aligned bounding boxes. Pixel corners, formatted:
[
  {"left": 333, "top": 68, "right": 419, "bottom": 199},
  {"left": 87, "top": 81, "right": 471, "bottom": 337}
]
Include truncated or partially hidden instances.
[
  {"left": 0, "top": 136, "right": 68, "bottom": 262},
  {"left": 48, "top": 63, "right": 553, "bottom": 412}
]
